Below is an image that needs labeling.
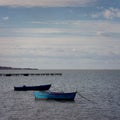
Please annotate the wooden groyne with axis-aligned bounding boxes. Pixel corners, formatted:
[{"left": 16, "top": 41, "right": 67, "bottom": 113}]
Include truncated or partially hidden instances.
[{"left": 0, "top": 73, "right": 62, "bottom": 77}]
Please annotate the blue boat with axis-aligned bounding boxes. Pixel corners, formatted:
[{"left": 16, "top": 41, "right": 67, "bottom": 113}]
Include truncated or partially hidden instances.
[
  {"left": 34, "top": 91, "right": 77, "bottom": 101},
  {"left": 14, "top": 84, "right": 51, "bottom": 91}
]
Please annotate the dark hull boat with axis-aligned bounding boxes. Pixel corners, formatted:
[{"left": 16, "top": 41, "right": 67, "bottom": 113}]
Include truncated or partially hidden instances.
[
  {"left": 14, "top": 84, "right": 51, "bottom": 91},
  {"left": 34, "top": 91, "right": 77, "bottom": 101}
]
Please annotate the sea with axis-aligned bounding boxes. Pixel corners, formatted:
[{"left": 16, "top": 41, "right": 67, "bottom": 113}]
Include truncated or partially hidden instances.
[{"left": 0, "top": 70, "right": 120, "bottom": 120}]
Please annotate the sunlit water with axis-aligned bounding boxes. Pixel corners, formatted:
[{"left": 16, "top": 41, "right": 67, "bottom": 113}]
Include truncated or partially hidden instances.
[{"left": 0, "top": 70, "right": 120, "bottom": 120}]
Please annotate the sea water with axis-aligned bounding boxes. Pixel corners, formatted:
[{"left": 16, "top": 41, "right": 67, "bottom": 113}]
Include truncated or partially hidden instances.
[{"left": 0, "top": 70, "right": 120, "bottom": 120}]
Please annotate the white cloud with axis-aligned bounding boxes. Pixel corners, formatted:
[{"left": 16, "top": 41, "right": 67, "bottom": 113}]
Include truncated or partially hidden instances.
[
  {"left": 2, "top": 16, "right": 9, "bottom": 21},
  {"left": 92, "top": 8, "right": 120, "bottom": 19},
  {"left": 103, "top": 8, "right": 120, "bottom": 19},
  {"left": 0, "top": 0, "right": 96, "bottom": 7}
]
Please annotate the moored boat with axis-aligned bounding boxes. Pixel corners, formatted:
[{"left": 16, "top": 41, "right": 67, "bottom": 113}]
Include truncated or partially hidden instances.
[
  {"left": 14, "top": 84, "right": 51, "bottom": 91},
  {"left": 34, "top": 91, "right": 77, "bottom": 101}
]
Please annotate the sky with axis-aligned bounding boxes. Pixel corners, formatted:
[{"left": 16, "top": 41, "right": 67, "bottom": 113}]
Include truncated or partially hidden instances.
[{"left": 0, "top": 0, "right": 120, "bottom": 69}]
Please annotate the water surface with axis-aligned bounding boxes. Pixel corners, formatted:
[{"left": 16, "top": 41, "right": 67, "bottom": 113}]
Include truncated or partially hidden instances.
[{"left": 0, "top": 70, "right": 120, "bottom": 120}]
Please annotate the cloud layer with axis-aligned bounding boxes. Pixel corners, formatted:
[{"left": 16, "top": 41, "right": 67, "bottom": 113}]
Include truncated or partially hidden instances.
[
  {"left": 1, "top": 20, "right": 120, "bottom": 39},
  {"left": 0, "top": 0, "right": 96, "bottom": 7},
  {"left": 0, "top": 36, "right": 120, "bottom": 69}
]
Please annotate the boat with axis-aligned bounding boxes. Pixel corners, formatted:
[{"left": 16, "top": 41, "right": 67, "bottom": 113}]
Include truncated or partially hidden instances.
[
  {"left": 14, "top": 84, "right": 51, "bottom": 91},
  {"left": 34, "top": 91, "right": 77, "bottom": 101}
]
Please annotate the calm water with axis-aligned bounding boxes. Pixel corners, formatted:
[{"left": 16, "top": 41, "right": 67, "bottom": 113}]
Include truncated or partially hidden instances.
[{"left": 0, "top": 70, "right": 120, "bottom": 120}]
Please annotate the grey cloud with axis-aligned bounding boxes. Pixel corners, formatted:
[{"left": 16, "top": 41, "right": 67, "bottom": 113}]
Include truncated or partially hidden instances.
[{"left": 97, "top": 32, "right": 120, "bottom": 38}]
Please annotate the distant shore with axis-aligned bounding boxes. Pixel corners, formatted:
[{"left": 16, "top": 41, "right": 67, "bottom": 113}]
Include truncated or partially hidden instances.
[{"left": 0, "top": 66, "right": 38, "bottom": 70}]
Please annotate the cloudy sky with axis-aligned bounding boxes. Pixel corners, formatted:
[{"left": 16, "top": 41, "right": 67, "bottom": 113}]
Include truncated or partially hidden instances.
[{"left": 0, "top": 0, "right": 120, "bottom": 69}]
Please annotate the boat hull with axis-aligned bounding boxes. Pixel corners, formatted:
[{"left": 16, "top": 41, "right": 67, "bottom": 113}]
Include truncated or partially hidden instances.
[
  {"left": 14, "top": 84, "right": 51, "bottom": 91},
  {"left": 34, "top": 91, "right": 77, "bottom": 101}
]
